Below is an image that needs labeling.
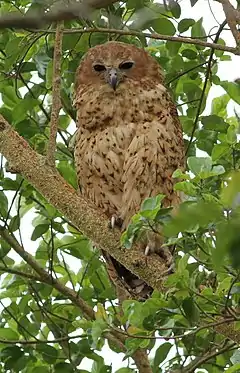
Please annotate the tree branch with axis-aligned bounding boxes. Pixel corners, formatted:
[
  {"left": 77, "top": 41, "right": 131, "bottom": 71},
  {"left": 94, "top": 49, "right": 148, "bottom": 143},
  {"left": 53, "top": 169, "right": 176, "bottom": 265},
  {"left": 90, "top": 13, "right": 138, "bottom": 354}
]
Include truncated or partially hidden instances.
[
  {"left": 46, "top": 21, "right": 64, "bottom": 166},
  {"left": 0, "top": 116, "right": 169, "bottom": 292},
  {"left": 29, "top": 27, "right": 240, "bottom": 55},
  {"left": 0, "top": 227, "right": 152, "bottom": 372},
  {"left": 0, "top": 334, "right": 84, "bottom": 345},
  {"left": 0, "top": 226, "right": 95, "bottom": 320},
  {"left": 0, "top": 265, "right": 42, "bottom": 282},
  {"left": 0, "top": 0, "right": 119, "bottom": 29},
  {"left": 217, "top": 0, "right": 240, "bottom": 46},
  {"left": 176, "top": 341, "right": 236, "bottom": 373}
]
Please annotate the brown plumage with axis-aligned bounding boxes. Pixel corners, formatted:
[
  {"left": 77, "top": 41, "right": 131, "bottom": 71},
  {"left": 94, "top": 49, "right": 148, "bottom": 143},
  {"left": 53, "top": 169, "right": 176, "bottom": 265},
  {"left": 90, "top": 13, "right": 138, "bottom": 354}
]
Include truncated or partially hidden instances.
[{"left": 74, "top": 41, "right": 184, "bottom": 299}]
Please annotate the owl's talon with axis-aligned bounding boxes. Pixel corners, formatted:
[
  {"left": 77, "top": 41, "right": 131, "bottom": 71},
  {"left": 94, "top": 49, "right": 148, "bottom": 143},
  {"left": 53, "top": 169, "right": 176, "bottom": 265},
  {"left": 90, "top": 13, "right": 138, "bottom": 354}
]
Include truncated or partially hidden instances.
[
  {"left": 144, "top": 245, "right": 150, "bottom": 256},
  {"left": 110, "top": 216, "right": 115, "bottom": 229},
  {"left": 159, "top": 246, "right": 174, "bottom": 268},
  {"left": 144, "top": 239, "right": 174, "bottom": 272},
  {"left": 109, "top": 215, "right": 123, "bottom": 229},
  {"left": 161, "top": 261, "right": 175, "bottom": 277}
]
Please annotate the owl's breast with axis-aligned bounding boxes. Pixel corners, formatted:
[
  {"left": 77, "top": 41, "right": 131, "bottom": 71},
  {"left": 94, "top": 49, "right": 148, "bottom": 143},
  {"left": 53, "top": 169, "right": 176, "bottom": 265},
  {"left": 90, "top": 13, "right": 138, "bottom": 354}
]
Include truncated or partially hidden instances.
[
  {"left": 75, "top": 83, "right": 169, "bottom": 131},
  {"left": 74, "top": 120, "right": 137, "bottom": 215},
  {"left": 77, "top": 122, "right": 136, "bottom": 177}
]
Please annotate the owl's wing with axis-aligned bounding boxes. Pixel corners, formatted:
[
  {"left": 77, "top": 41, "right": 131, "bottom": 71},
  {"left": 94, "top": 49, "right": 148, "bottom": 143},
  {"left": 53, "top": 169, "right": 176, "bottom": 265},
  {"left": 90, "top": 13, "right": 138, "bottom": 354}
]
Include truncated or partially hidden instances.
[{"left": 120, "top": 103, "right": 184, "bottom": 229}]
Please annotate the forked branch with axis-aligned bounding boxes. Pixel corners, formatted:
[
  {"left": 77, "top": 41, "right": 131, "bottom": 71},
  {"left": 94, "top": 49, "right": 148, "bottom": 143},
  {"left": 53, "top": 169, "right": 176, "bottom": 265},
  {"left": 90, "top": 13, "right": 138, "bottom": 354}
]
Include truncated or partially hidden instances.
[{"left": 0, "top": 116, "right": 169, "bottom": 293}]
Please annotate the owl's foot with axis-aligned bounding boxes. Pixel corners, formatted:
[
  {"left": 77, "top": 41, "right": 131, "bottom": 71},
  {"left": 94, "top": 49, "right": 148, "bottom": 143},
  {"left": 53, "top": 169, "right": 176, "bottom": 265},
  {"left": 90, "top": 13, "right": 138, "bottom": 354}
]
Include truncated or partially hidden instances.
[
  {"left": 109, "top": 215, "right": 123, "bottom": 229},
  {"left": 145, "top": 244, "right": 175, "bottom": 275}
]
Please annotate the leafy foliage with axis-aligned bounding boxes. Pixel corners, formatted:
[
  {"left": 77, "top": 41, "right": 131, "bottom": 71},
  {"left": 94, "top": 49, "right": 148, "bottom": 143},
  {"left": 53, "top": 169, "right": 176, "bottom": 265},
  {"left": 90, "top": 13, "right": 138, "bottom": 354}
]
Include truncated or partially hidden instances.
[{"left": 0, "top": 0, "right": 240, "bottom": 372}]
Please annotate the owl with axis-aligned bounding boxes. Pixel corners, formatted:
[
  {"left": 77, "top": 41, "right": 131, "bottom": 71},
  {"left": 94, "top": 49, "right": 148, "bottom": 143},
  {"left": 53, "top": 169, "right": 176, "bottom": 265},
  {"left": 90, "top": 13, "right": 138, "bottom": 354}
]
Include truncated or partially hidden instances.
[{"left": 74, "top": 41, "right": 184, "bottom": 299}]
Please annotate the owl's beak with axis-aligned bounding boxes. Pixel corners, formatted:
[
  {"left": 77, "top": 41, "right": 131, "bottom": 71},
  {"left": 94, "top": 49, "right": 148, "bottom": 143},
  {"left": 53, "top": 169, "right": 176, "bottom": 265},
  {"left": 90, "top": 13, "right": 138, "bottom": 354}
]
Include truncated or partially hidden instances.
[{"left": 106, "top": 68, "right": 119, "bottom": 91}]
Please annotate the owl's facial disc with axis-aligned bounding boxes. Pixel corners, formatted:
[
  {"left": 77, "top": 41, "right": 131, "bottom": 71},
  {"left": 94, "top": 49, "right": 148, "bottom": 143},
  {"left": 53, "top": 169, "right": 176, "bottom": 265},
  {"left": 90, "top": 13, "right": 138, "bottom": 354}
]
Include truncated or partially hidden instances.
[{"left": 93, "top": 60, "right": 135, "bottom": 90}]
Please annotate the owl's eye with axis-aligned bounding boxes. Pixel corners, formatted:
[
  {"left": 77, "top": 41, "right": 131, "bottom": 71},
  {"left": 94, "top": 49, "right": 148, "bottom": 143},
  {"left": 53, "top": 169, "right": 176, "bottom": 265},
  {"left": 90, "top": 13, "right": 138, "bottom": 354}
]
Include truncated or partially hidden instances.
[
  {"left": 119, "top": 61, "right": 134, "bottom": 70},
  {"left": 93, "top": 64, "right": 106, "bottom": 72}
]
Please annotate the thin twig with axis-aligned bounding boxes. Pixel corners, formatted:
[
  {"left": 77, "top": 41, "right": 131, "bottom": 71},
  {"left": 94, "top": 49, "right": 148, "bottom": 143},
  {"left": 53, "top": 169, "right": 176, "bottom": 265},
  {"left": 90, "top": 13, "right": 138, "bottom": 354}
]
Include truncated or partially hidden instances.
[
  {"left": 186, "top": 20, "right": 227, "bottom": 155},
  {"left": 181, "top": 341, "right": 236, "bottom": 373},
  {"left": 0, "top": 226, "right": 95, "bottom": 319},
  {"left": 0, "top": 226, "right": 125, "bottom": 351},
  {"left": 46, "top": 22, "right": 63, "bottom": 167},
  {"left": 0, "top": 333, "right": 86, "bottom": 345},
  {"left": 0, "top": 265, "right": 41, "bottom": 281},
  {"left": 0, "top": 227, "right": 152, "bottom": 373},
  {"left": 112, "top": 316, "right": 236, "bottom": 341}
]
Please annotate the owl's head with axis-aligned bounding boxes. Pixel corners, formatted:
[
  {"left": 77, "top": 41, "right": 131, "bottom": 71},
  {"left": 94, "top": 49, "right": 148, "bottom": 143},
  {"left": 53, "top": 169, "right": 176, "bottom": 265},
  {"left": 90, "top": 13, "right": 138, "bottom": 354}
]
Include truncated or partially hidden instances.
[{"left": 75, "top": 41, "right": 164, "bottom": 92}]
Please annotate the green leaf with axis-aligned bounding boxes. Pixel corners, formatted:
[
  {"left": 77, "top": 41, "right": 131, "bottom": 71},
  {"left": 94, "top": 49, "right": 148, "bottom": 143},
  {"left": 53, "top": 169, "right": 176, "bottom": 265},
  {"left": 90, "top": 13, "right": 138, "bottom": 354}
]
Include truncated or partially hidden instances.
[
  {"left": 221, "top": 172, "right": 240, "bottom": 208},
  {"left": 191, "top": 18, "right": 206, "bottom": 41},
  {"left": 220, "top": 54, "right": 232, "bottom": 61},
  {"left": 187, "top": 156, "right": 212, "bottom": 176},
  {"left": 225, "top": 364, "right": 240, "bottom": 373},
  {"left": 52, "top": 221, "right": 65, "bottom": 234},
  {"left": 201, "top": 115, "right": 229, "bottom": 133},
  {"left": 178, "top": 253, "right": 189, "bottom": 273},
  {"left": 115, "top": 369, "right": 135, "bottom": 373},
  {"left": 220, "top": 81, "right": 240, "bottom": 105},
  {"left": 151, "top": 18, "right": 176, "bottom": 36},
  {"left": 1, "top": 346, "right": 23, "bottom": 362},
  {"left": 57, "top": 161, "right": 77, "bottom": 189},
  {"left": 19, "top": 61, "right": 37, "bottom": 73},
  {"left": 215, "top": 38, "right": 226, "bottom": 57},
  {"left": 181, "top": 49, "right": 197, "bottom": 60},
  {"left": 126, "top": 0, "right": 145, "bottom": 9},
  {"left": 34, "top": 52, "right": 52, "bottom": 76},
  {"left": 214, "top": 219, "right": 240, "bottom": 269},
  {"left": 169, "top": 1, "right": 181, "bottom": 18},
  {"left": 9, "top": 215, "right": 20, "bottom": 232},
  {"left": 211, "top": 94, "right": 230, "bottom": 117},
  {"left": 0, "top": 328, "right": 19, "bottom": 340},
  {"left": 54, "top": 362, "right": 86, "bottom": 373},
  {"left": 187, "top": 155, "right": 225, "bottom": 178},
  {"left": 211, "top": 165, "right": 225, "bottom": 176},
  {"left": 178, "top": 18, "right": 195, "bottom": 33},
  {"left": 12, "top": 98, "right": 39, "bottom": 124},
  {"left": 153, "top": 342, "right": 172, "bottom": 370},
  {"left": 174, "top": 181, "right": 197, "bottom": 196},
  {"left": 226, "top": 125, "right": 237, "bottom": 144},
  {"left": 0, "top": 239, "right": 11, "bottom": 260},
  {"left": 183, "top": 81, "right": 202, "bottom": 102},
  {"left": 0, "top": 191, "right": 8, "bottom": 218},
  {"left": 36, "top": 344, "right": 58, "bottom": 364},
  {"left": 31, "top": 224, "right": 49, "bottom": 241},
  {"left": 5, "top": 37, "right": 23, "bottom": 68},
  {"left": 172, "top": 169, "right": 190, "bottom": 180},
  {"left": 141, "top": 194, "right": 165, "bottom": 211},
  {"left": 182, "top": 297, "right": 200, "bottom": 324},
  {"left": 2, "top": 178, "right": 20, "bottom": 191},
  {"left": 91, "top": 319, "right": 108, "bottom": 349},
  {"left": 166, "top": 41, "right": 181, "bottom": 55},
  {"left": 164, "top": 200, "right": 222, "bottom": 236},
  {"left": 1, "top": 85, "right": 19, "bottom": 108},
  {"left": 91, "top": 360, "right": 111, "bottom": 373}
]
